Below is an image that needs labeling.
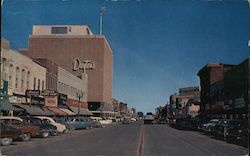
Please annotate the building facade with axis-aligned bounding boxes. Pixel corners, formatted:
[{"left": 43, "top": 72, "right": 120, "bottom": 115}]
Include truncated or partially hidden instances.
[
  {"left": 21, "top": 25, "right": 113, "bottom": 117},
  {"left": 1, "top": 38, "right": 46, "bottom": 104},
  {"left": 197, "top": 63, "right": 235, "bottom": 120},
  {"left": 34, "top": 58, "right": 91, "bottom": 116},
  {"left": 223, "top": 58, "right": 249, "bottom": 119}
]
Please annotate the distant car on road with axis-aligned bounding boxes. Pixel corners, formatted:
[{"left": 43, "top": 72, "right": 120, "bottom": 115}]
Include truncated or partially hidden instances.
[
  {"left": 0, "top": 123, "right": 22, "bottom": 146},
  {"left": 144, "top": 115, "right": 154, "bottom": 124}
]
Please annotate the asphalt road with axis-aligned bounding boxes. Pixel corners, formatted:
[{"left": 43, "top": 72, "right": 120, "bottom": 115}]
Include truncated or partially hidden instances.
[{"left": 1, "top": 122, "right": 248, "bottom": 156}]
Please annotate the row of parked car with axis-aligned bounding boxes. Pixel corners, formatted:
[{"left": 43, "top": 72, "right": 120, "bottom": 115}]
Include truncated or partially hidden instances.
[
  {"left": 173, "top": 118, "right": 248, "bottom": 147},
  {"left": 198, "top": 119, "right": 248, "bottom": 146},
  {"left": 0, "top": 116, "right": 105, "bottom": 146}
]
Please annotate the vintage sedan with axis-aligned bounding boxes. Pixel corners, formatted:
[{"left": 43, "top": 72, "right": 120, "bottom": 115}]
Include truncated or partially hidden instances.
[
  {"left": 33, "top": 116, "right": 67, "bottom": 133},
  {"left": 22, "top": 117, "right": 58, "bottom": 137},
  {"left": 0, "top": 116, "right": 40, "bottom": 141},
  {"left": 199, "top": 119, "right": 219, "bottom": 134},
  {"left": 0, "top": 123, "right": 22, "bottom": 146},
  {"left": 225, "top": 120, "right": 248, "bottom": 146},
  {"left": 213, "top": 119, "right": 242, "bottom": 140},
  {"left": 67, "top": 117, "right": 92, "bottom": 130},
  {"left": 53, "top": 117, "right": 75, "bottom": 131}
]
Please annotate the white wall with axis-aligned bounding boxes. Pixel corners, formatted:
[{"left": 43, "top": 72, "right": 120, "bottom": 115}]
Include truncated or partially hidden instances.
[
  {"left": 57, "top": 67, "right": 87, "bottom": 102},
  {"left": 1, "top": 47, "right": 46, "bottom": 97}
]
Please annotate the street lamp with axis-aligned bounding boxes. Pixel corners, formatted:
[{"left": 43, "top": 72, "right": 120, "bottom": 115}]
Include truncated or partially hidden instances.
[
  {"left": 99, "top": 6, "right": 106, "bottom": 35},
  {"left": 77, "top": 92, "right": 83, "bottom": 117}
]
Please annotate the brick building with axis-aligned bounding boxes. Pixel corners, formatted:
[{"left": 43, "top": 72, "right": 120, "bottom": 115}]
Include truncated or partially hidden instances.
[
  {"left": 197, "top": 63, "right": 237, "bottom": 120},
  {"left": 223, "top": 58, "right": 249, "bottom": 119},
  {"left": 21, "top": 25, "right": 113, "bottom": 117}
]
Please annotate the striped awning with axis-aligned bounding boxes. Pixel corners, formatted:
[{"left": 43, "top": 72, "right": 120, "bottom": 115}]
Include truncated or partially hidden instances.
[
  {"left": 41, "top": 107, "right": 56, "bottom": 116},
  {"left": 46, "top": 107, "right": 67, "bottom": 116},
  {"left": 69, "top": 106, "right": 92, "bottom": 116},
  {"left": 15, "top": 104, "right": 46, "bottom": 115},
  {"left": 59, "top": 108, "right": 76, "bottom": 116}
]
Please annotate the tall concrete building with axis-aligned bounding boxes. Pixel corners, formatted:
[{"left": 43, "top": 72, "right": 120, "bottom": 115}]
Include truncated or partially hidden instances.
[{"left": 21, "top": 25, "right": 113, "bottom": 117}]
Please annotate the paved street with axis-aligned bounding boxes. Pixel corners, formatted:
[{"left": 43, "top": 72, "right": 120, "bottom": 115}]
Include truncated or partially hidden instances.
[{"left": 1, "top": 122, "right": 248, "bottom": 156}]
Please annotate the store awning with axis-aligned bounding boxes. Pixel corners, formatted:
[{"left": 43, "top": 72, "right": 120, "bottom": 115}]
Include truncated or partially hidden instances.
[
  {"left": 59, "top": 108, "right": 76, "bottom": 116},
  {"left": 0, "top": 103, "right": 23, "bottom": 111},
  {"left": 69, "top": 106, "right": 92, "bottom": 116},
  {"left": 0, "top": 95, "right": 23, "bottom": 111},
  {"left": 15, "top": 104, "right": 46, "bottom": 115},
  {"left": 47, "top": 107, "right": 67, "bottom": 116},
  {"left": 41, "top": 107, "right": 56, "bottom": 116}
]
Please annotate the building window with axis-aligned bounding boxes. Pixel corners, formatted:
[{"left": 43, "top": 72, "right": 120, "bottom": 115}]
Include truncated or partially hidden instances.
[
  {"left": 38, "top": 79, "right": 40, "bottom": 90},
  {"left": 68, "top": 27, "right": 71, "bottom": 32},
  {"left": 86, "top": 28, "right": 90, "bottom": 35},
  {"left": 27, "top": 71, "right": 30, "bottom": 89},
  {"left": 2, "top": 58, "right": 7, "bottom": 79},
  {"left": 51, "top": 27, "right": 67, "bottom": 34},
  {"left": 9, "top": 76, "right": 12, "bottom": 88},
  {"left": 9, "top": 64, "right": 13, "bottom": 74},
  {"left": 42, "top": 80, "right": 44, "bottom": 91},
  {"left": 34, "top": 77, "right": 36, "bottom": 90},
  {"left": 15, "top": 67, "right": 20, "bottom": 89}
]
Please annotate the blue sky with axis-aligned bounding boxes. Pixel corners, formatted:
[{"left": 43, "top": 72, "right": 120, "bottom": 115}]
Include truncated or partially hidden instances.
[{"left": 2, "top": 0, "right": 250, "bottom": 113}]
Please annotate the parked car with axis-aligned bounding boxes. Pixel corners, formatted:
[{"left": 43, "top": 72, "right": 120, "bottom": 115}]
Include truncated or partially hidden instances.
[
  {"left": 89, "top": 118, "right": 104, "bottom": 128},
  {"left": 33, "top": 116, "right": 67, "bottom": 133},
  {"left": 0, "top": 123, "right": 22, "bottom": 146},
  {"left": 198, "top": 119, "right": 219, "bottom": 134},
  {"left": 22, "top": 117, "right": 58, "bottom": 137},
  {"left": 122, "top": 117, "right": 130, "bottom": 124},
  {"left": 213, "top": 119, "right": 242, "bottom": 140},
  {"left": 130, "top": 118, "right": 137, "bottom": 122},
  {"left": 225, "top": 120, "right": 248, "bottom": 146},
  {"left": 67, "top": 117, "right": 92, "bottom": 130},
  {"left": 91, "top": 117, "right": 112, "bottom": 125},
  {"left": 53, "top": 117, "right": 75, "bottom": 131},
  {"left": 0, "top": 116, "right": 40, "bottom": 141},
  {"left": 175, "top": 118, "right": 200, "bottom": 130}
]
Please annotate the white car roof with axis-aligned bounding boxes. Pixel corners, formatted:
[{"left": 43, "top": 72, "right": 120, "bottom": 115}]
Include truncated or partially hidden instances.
[{"left": 0, "top": 116, "right": 23, "bottom": 121}]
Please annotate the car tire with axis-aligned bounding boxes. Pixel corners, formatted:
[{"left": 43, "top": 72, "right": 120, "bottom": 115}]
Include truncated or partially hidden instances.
[
  {"left": 64, "top": 129, "right": 70, "bottom": 134},
  {"left": 22, "top": 133, "right": 31, "bottom": 141},
  {"left": 51, "top": 131, "right": 58, "bottom": 136},
  {"left": 1, "top": 138, "right": 13, "bottom": 146},
  {"left": 42, "top": 131, "right": 50, "bottom": 138}
]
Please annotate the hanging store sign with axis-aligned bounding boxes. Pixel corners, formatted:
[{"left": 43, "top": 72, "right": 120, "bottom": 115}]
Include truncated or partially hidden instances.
[
  {"left": 45, "top": 96, "right": 58, "bottom": 107},
  {"left": 41, "top": 90, "right": 58, "bottom": 97},
  {"left": 58, "top": 93, "right": 67, "bottom": 106},
  {"left": 72, "top": 58, "right": 95, "bottom": 71},
  {"left": 26, "top": 90, "right": 40, "bottom": 97}
]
